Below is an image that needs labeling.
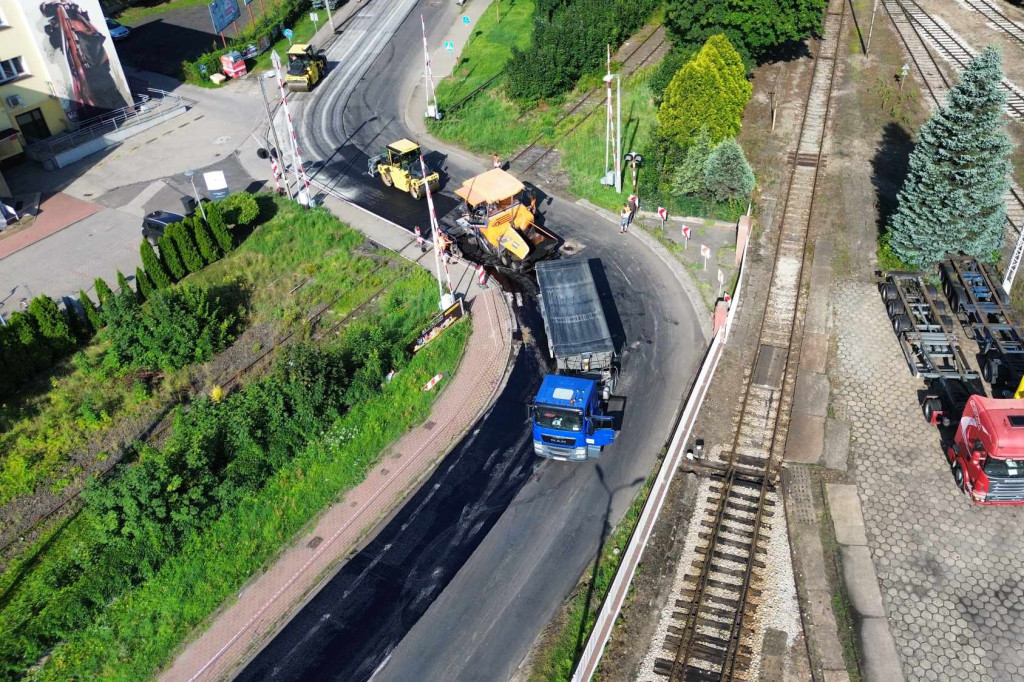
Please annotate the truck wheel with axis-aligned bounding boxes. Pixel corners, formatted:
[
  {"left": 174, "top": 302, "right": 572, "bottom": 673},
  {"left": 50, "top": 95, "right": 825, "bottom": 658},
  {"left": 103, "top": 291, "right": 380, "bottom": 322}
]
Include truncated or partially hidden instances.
[
  {"left": 886, "top": 300, "right": 905, "bottom": 318},
  {"left": 892, "top": 314, "right": 912, "bottom": 334},
  {"left": 953, "top": 463, "right": 966, "bottom": 492},
  {"left": 881, "top": 283, "right": 899, "bottom": 301},
  {"left": 925, "top": 284, "right": 940, "bottom": 300},
  {"left": 939, "top": 264, "right": 952, "bottom": 290},
  {"left": 380, "top": 170, "right": 393, "bottom": 187},
  {"left": 923, "top": 398, "right": 941, "bottom": 423},
  {"left": 984, "top": 357, "right": 1003, "bottom": 385}
]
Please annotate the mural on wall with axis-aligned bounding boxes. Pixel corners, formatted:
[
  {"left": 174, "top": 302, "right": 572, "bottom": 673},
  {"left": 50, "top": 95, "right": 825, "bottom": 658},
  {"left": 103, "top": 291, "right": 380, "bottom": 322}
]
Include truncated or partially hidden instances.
[{"left": 26, "top": 0, "right": 131, "bottom": 122}]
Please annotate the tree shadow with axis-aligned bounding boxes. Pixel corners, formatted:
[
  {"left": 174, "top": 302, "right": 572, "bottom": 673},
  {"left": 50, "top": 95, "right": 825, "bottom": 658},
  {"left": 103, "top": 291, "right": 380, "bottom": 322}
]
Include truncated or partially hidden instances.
[
  {"left": 756, "top": 38, "right": 813, "bottom": 66},
  {"left": 870, "top": 122, "right": 914, "bottom": 240}
]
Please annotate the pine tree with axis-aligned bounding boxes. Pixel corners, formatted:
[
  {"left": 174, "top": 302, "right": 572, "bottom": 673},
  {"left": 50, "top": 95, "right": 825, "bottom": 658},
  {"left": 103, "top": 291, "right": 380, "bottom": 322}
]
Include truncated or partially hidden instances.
[
  {"left": 704, "top": 138, "right": 756, "bottom": 203},
  {"left": 672, "top": 128, "right": 714, "bottom": 197},
  {"left": 136, "top": 267, "right": 154, "bottom": 301},
  {"left": 888, "top": 47, "right": 1013, "bottom": 267},
  {"left": 168, "top": 221, "right": 204, "bottom": 273},
  {"left": 94, "top": 277, "right": 114, "bottom": 307},
  {"left": 79, "top": 289, "right": 104, "bottom": 332},
  {"left": 140, "top": 240, "right": 172, "bottom": 290},
  {"left": 28, "top": 296, "right": 76, "bottom": 356},
  {"left": 116, "top": 269, "right": 136, "bottom": 302},
  {"left": 206, "top": 203, "right": 234, "bottom": 253},
  {"left": 192, "top": 214, "right": 221, "bottom": 264},
  {"left": 159, "top": 233, "right": 186, "bottom": 281}
]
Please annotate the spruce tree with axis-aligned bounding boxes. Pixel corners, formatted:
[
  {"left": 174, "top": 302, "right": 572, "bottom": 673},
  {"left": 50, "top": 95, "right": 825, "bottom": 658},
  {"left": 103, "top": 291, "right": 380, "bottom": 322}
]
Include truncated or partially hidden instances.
[
  {"left": 888, "top": 46, "right": 1013, "bottom": 267},
  {"left": 135, "top": 267, "right": 154, "bottom": 301},
  {"left": 79, "top": 289, "right": 104, "bottom": 332},
  {"left": 28, "top": 296, "right": 76, "bottom": 356},
  {"left": 206, "top": 203, "right": 234, "bottom": 253},
  {"left": 116, "top": 270, "right": 135, "bottom": 301},
  {"left": 94, "top": 277, "right": 114, "bottom": 307},
  {"left": 672, "top": 128, "right": 714, "bottom": 197},
  {"left": 169, "top": 221, "right": 204, "bottom": 273},
  {"left": 192, "top": 214, "right": 221, "bottom": 264},
  {"left": 704, "top": 138, "right": 756, "bottom": 203},
  {"left": 140, "top": 240, "right": 172, "bottom": 290},
  {"left": 159, "top": 233, "right": 186, "bottom": 281}
]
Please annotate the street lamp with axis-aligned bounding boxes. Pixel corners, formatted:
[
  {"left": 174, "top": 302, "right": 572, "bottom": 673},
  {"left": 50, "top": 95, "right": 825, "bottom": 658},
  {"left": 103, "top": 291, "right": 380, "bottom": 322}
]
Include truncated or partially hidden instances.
[
  {"left": 624, "top": 151, "right": 642, "bottom": 193},
  {"left": 184, "top": 169, "right": 207, "bottom": 221}
]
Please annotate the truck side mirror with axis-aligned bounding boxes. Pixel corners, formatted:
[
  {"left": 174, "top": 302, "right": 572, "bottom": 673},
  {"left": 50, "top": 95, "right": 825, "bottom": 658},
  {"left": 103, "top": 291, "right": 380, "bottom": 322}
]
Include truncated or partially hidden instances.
[{"left": 526, "top": 404, "right": 535, "bottom": 422}]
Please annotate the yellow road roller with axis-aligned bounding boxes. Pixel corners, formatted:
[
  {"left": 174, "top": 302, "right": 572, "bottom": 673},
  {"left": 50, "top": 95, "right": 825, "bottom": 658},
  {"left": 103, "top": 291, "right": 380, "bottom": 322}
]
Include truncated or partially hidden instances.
[{"left": 285, "top": 43, "right": 327, "bottom": 92}]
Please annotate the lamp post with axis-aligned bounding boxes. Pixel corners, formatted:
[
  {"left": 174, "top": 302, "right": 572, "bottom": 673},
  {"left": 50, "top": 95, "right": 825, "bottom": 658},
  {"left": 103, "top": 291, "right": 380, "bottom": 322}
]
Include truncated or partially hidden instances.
[
  {"left": 184, "top": 170, "right": 207, "bottom": 221},
  {"left": 624, "top": 151, "right": 642, "bottom": 193},
  {"left": 259, "top": 71, "right": 292, "bottom": 199}
]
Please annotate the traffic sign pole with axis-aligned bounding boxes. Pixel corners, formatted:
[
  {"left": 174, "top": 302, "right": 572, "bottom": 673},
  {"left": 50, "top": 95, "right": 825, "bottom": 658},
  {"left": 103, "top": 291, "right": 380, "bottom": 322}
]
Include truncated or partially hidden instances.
[
  {"left": 682, "top": 224, "right": 690, "bottom": 249},
  {"left": 700, "top": 244, "right": 711, "bottom": 270}
]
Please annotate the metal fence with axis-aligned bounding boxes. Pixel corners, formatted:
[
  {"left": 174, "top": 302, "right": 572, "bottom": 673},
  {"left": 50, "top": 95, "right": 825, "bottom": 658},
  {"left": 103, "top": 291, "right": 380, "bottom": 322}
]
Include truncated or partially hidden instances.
[{"left": 570, "top": 222, "right": 753, "bottom": 682}]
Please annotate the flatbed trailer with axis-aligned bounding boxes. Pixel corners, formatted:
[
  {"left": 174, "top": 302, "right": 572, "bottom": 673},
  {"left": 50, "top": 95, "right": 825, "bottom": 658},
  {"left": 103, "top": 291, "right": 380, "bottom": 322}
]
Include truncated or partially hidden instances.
[
  {"left": 880, "top": 271, "right": 983, "bottom": 424},
  {"left": 939, "top": 256, "right": 1024, "bottom": 393}
]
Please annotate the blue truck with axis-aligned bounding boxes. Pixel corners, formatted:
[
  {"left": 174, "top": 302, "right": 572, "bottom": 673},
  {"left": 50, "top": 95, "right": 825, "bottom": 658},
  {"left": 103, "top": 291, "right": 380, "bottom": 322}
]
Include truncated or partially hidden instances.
[{"left": 529, "top": 259, "right": 618, "bottom": 461}]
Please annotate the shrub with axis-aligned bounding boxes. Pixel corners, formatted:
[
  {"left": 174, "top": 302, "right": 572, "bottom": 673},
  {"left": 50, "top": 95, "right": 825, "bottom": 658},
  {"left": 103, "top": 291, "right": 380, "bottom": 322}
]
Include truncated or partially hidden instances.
[
  {"left": 103, "top": 287, "right": 236, "bottom": 372},
  {"left": 704, "top": 138, "right": 755, "bottom": 203},
  {"left": 28, "top": 296, "right": 76, "bottom": 357},
  {"left": 159, "top": 233, "right": 186, "bottom": 281},
  {"left": 205, "top": 202, "right": 234, "bottom": 252},
  {"left": 168, "top": 221, "right": 204, "bottom": 274},
  {"left": 94, "top": 277, "right": 114, "bottom": 306},
  {"left": 192, "top": 215, "right": 221, "bottom": 264},
  {"left": 8, "top": 311, "right": 50, "bottom": 373},
  {"left": 141, "top": 240, "right": 172, "bottom": 290},
  {"left": 218, "top": 192, "right": 260, "bottom": 226},
  {"left": 136, "top": 267, "right": 154, "bottom": 301},
  {"left": 116, "top": 269, "right": 135, "bottom": 301},
  {"left": 79, "top": 289, "right": 103, "bottom": 332}
]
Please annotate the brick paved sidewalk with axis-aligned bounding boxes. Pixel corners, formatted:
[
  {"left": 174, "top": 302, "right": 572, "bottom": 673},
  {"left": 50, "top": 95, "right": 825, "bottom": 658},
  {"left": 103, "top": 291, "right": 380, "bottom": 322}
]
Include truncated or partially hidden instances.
[{"left": 161, "top": 247, "right": 514, "bottom": 681}]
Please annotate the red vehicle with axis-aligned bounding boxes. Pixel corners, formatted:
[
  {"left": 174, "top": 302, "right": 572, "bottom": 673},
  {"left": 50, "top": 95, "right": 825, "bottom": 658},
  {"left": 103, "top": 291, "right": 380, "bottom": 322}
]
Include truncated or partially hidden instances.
[{"left": 947, "top": 395, "right": 1024, "bottom": 505}]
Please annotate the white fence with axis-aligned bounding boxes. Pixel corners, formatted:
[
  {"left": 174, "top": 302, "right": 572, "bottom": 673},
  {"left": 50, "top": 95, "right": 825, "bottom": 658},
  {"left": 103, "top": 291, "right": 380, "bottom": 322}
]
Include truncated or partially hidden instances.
[{"left": 570, "top": 226, "right": 752, "bottom": 682}]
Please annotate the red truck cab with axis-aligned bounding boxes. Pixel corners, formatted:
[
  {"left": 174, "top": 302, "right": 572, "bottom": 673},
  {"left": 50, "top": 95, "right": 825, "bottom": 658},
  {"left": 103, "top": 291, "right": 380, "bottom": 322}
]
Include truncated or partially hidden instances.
[{"left": 948, "top": 395, "right": 1024, "bottom": 504}]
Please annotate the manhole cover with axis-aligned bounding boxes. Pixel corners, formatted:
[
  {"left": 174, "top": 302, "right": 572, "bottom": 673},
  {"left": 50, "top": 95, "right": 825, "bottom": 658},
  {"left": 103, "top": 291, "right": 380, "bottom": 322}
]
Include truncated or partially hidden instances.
[
  {"left": 213, "top": 135, "right": 231, "bottom": 145},
  {"left": 307, "top": 536, "right": 323, "bottom": 549},
  {"left": 423, "top": 420, "right": 435, "bottom": 430}
]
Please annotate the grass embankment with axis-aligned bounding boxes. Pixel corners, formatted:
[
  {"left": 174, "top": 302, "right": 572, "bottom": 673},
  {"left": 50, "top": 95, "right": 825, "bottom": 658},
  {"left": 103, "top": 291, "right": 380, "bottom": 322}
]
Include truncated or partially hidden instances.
[
  {"left": 530, "top": 468, "right": 657, "bottom": 682},
  {"left": 0, "top": 200, "right": 469, "bottom": 680},
  {"left": 115, "top": 0, "right": 210, "bottom": 25},
  {"left": 0, "top": 199, "right": 398, "bottom": 510}
]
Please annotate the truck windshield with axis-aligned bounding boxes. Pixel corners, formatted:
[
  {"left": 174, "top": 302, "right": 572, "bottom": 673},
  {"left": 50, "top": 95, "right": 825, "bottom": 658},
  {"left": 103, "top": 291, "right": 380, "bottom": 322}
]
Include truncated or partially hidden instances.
[
  {"left": 983, "top": 458, "right": 1024, "bottom": 478},
  {"left": 535, "top": 406, "right": 583, "bottom": 432}
]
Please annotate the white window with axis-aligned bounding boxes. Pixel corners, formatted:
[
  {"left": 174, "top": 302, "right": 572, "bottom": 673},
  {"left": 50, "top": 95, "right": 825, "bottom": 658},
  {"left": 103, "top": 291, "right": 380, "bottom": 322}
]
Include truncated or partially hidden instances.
[{"left": 0, "top": 57, "right": 26, "bottom": 84}]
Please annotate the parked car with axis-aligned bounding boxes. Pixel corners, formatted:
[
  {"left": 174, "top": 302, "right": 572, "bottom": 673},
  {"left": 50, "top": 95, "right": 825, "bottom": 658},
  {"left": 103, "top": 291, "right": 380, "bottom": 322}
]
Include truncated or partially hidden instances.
[
  {"left": 142, "top": 210, "right": 184, "bottom": 245},
  {"left": 106, "top": 17, "right": 130, "bottom": 41}
]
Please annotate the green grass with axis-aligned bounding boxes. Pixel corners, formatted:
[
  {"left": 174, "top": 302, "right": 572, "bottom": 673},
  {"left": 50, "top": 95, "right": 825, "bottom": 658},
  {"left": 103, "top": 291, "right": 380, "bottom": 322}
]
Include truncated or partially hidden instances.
[
  {"left": 529, "top": 465, "right": 658, "bottom": 682},
  {"left": 250, "top": 12, "right": 319, "bottom": 73},
  {"left": 31, "top": 318, "right": 469, "bottom": 681},
  {"left": 115, "top": 0, "right": 211, "bottom": 25}
]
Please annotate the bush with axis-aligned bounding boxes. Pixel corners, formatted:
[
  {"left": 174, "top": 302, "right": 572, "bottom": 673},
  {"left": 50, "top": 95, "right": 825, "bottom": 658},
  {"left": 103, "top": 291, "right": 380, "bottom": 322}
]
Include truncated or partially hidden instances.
[
  {"left": 28, "top": 296, "right": 76, "bottom": 357},
  {"left": 704, "top": 138, "right": 755, "bottom": 203},
  {"left": 158, "top": 233, "right": 186, "bottom": 281},
  {"left": 217, "top": 192, "right": 260, "bottom": 226},
  {"left": 103, "top": 287, "right": 236, "bottom": 372},
  {"left": 136, "top": 267, "right": 154, "bottom": 301},
  {"left": 116, "top": 270, "right": 135, "bottom": 301},
  {"left": 140, "top": 240, "right": 172, "bottom": 290},
  {"left": 79, "top": 289, "right": 103, "bottom": 332},
  {"left": 192, "top": 215, "right": 221, "bottom": 264},
  {"left": 94, "top": 277, "right": 114, "bottom": 306},
  {"left": 205, "top": 202, "right": 234, "bottom": 252},
  {"left": 167, "top": 222, "right": 204, "bottom": 274}
]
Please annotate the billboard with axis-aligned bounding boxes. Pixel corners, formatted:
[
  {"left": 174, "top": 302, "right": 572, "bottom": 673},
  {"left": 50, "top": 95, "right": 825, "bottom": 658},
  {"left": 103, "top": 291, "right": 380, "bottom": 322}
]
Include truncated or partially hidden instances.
[
  {"left": 21, "top": 0, "right": 131, "bottom": 123},
  {"left": 208, "top": 0, "right": 241, "bottom": 34}
]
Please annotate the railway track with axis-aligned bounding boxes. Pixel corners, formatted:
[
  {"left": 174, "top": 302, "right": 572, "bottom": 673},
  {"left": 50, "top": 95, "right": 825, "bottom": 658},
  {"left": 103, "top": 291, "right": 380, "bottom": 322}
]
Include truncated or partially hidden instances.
[
  {"left": 642, "top": 2, "right": 848, "bottom": 680},
  {"left": 508, "top": 27, "right": 667, "bottom": 175},
  {"left": 958, "top": 0, "right": 1024, "bottom": 51},
  {"left": 882, "top": 0, "right": 1024, "bottom": 237}
]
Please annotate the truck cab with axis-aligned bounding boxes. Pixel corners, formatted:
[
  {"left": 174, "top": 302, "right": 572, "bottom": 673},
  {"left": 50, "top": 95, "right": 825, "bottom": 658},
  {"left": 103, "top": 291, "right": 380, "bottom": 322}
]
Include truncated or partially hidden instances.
[
  {"left": 530, "top": 375, "right": 615, "bottom": 461},
  {"left": 948, "top": 395, "right": 1024, "bottom": 504}
]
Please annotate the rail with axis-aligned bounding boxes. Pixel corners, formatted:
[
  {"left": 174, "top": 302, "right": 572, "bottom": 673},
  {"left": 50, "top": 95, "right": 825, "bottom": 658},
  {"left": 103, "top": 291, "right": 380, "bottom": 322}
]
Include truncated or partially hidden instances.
[{"left": 26, "top": 89, "right": 198, "bottom": 157}]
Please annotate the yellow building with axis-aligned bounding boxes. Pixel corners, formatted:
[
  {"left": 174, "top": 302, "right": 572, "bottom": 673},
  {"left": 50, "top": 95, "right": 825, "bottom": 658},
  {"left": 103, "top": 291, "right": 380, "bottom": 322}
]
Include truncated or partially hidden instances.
[{"left": 0, "top": 0, "right": 130, "bottom": 166}]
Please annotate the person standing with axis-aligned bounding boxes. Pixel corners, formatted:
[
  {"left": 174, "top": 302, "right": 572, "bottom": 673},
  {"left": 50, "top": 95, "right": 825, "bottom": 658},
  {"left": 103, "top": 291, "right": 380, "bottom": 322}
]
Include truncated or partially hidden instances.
[
  {"left": 528, "top": 189, "right": 538, "bottom": 215},
  {"left": 492, "top": 153, "right": 502, "bottom": 169},
  {"left": 627, "top": 193, "right": 639, "bottom": 227},
  {"left": 620, "top": 203, "right": 631, "bottom": 233}
]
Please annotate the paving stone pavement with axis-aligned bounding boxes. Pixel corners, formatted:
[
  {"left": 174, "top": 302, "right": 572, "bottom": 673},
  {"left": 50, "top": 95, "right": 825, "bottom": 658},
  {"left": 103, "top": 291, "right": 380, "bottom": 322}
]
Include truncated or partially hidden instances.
[{"left": 832, "top": 279, "right": 1024, "bottom": 682}]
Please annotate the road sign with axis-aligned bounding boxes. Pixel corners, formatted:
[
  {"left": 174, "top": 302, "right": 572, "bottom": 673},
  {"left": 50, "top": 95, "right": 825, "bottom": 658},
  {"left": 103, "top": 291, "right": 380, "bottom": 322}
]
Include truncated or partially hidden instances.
[
  {"left": 462, "top": 15, "right": 470, "bottom": 24},
  {"left": 657, "top": 207, "right": 667, "bottom": 221},
  {"left": 443, "top": 40, "right": 455, "bottom": 51},
  {"left": 204, "top": 170, "right": 229, "bottom": 199},
  {"left": 717, "top": 269, "right": 724, "bottom": 284},
  {"left": 310, "top": 12, "right": 318, "bottom": 22},
  {"left": 700, "top": 244, "right": 711, "bottom": 270},
  {"left": 283, "top": 28, "right": 293, "bottom": 37}
]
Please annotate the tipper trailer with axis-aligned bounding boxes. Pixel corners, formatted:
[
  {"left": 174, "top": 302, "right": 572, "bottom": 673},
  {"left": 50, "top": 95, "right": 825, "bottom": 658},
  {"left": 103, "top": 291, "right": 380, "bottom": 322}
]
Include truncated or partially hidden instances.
[
  {"left": 939, "top": 255, "right": 1024, "bottom": 394},
  {"left": 880, "top": 271, "right": 1024, "bottom": 504},
  {"left": 529, "top": 259, "right": 617, "bottom": 461}
]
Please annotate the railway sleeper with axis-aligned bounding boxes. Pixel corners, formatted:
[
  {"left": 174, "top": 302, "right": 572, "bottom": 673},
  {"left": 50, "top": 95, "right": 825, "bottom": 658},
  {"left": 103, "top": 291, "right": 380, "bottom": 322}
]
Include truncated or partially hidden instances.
[
  {"left": 708, "top": 485, "right": 776, "bottom": 507},
  {"left": 676, "top": 597, "right": 758, "bottom": 616}
]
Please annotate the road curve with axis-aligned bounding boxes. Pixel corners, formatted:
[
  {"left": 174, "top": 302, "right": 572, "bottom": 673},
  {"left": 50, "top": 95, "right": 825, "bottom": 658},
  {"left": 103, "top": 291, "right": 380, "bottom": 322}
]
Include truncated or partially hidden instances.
[{"left": 237, "top": 1, "right": 706, "bottom": 680}]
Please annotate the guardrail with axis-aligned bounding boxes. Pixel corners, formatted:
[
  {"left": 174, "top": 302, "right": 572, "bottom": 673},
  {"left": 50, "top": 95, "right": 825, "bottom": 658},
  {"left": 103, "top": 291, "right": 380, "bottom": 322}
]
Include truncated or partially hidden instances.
[
  {"left": 569, "top": 221, "right": 752, "bottom": 682},
  {"left": 26, "top": 88, "right": 198, "bottom": 157}
]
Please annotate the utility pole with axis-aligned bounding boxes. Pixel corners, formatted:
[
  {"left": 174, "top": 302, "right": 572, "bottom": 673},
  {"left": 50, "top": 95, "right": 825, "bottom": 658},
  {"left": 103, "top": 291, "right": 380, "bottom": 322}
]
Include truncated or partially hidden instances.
[
  {"left": 270, "top": 50, "right": 312, "bottom": 205},
  {"left": 421, "top": 15, "right": 440, "bottom": 119},
  {"left": 325, "top": 0, "right": 335, "bottom": 32},
  {"left": 420, "top": 155, "right": 454, "bottom": 309},
  {"left": 601, "top": 45, "right": 621, "bottom": 191},
  {"left": 258, "top": 72, "right": 291, "bottom": 199},
  {"left": 866, "top": 0, "right": 880, "bottom": 56},
  {"left": 615, "top": 73, "right": 621, "bottom": 194}
]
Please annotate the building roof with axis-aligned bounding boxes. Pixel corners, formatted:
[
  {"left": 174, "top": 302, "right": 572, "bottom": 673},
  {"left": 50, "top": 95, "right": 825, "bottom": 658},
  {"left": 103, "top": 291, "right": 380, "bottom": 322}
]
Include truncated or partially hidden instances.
[
  {"left": 535, "top": 374, "right": 595, "bottom": 409},
  {"left": 454, "top": 168, "right": 525, "bottom": 206},
  {"left": 388, "top": 138, "right": 420, "bottom": 155}
]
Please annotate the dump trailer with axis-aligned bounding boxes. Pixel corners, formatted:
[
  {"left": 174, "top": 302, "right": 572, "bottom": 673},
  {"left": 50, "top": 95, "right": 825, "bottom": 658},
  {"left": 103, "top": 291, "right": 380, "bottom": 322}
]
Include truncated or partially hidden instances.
[
  {"left": 939, "top": 256, "right": 1024, "bottom": 394},
  {"left": 529, "top": 259, "right": 617, "bottom": 461},
  {"left": 880, "top": 272, "right": 1024, "bottom": 504},
  {"left": 446, "top": 169, "right": 560, "bottom": 272}
]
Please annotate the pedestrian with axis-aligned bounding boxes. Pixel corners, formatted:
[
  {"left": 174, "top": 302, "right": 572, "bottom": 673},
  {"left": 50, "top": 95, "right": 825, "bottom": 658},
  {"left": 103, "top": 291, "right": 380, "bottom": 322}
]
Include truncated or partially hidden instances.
[
  {"left": 492, "top": 153, "right": 502, "bottom": 170},
  {"left": 619, "top": 203, "right": 630, "bottom": 234},
  {"left": 627, "top": 193, "right": 639, "bottom": 226},
  {"left": 529, "top": 189, "right": 538, "bottom": 215}
]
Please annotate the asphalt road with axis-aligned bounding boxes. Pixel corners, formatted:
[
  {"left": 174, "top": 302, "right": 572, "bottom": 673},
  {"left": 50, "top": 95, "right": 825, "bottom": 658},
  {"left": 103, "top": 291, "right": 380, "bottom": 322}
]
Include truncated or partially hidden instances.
[{"left": 237, "top": 1, "right": 705, "bottom": 679}]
